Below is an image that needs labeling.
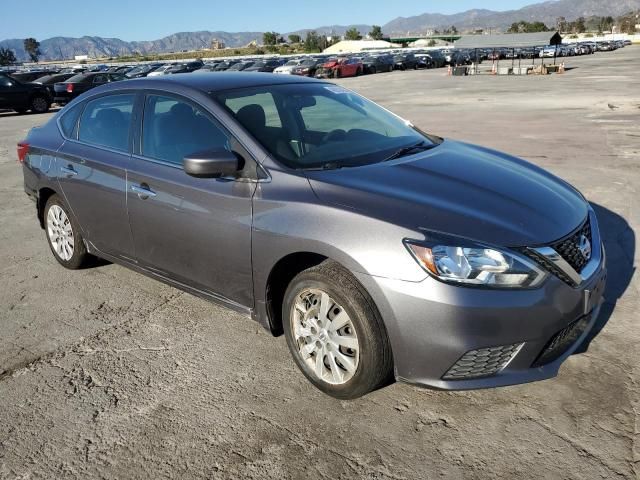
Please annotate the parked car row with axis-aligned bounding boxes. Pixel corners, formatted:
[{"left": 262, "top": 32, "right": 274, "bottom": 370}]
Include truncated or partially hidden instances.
[{"left": 0, "top": 39, "right": 631, "bottom": 115}]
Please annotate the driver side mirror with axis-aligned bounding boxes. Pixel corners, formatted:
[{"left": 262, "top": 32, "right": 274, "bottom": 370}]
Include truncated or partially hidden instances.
[{"left": 183, "top": 150, "right": 240, "bottom": 178}]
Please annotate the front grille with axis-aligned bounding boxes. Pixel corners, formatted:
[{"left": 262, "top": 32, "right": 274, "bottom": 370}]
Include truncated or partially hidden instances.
[
  {"left": 443, "top": 343, "right": 523, "bottom": 380},
  {"left": 518, "top": 216, "right": 595, "bottom": 287},
  {"left": 551, "top": 218, "right": 592, "bottom": 273},
  {"left": 520, "top": 248, "right": 575, "bottom": 285},
  {"left": 531, "top": 316, "right": 590, "bottom": 367}
]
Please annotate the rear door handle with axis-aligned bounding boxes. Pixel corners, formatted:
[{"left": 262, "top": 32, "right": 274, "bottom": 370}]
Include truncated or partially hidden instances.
[
  {"left": 131, "top": 184, "right": 157, "bottom": 199},
  {"left": 60, "top": 165, "right": 78, "bottom": 176}
]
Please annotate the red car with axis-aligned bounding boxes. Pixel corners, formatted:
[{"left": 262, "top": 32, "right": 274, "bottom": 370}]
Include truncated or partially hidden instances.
[{"left": 315, "top": 57, "right": 363, "bottom": 78}]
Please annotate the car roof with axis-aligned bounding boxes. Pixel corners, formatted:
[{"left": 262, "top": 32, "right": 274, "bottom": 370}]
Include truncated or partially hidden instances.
[{"left": 118, "top": 72, "right": 325, "bottom": 94}]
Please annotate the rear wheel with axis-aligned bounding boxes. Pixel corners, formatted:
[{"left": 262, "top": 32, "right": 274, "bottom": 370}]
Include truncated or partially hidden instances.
[
  {"left": 13, "top": 108, "right": 27, "bottom": 114},
  {"left": 30, "top": 95, "right": 49, "bottom": 114},
  {"left": 370, "top": 66, "right": 377, "bottom": 74},
  {"left": 283, "top": 261, "right": 393, "bottom": 399},
  {"left": 44, "top": 194, "right": 91, "bottom": 269},
  {"left": 356, "top": 68, "right": 362, "bottom": 76},
  {"left": 333, "top": 69, "right": 341, "bottom": 79}
]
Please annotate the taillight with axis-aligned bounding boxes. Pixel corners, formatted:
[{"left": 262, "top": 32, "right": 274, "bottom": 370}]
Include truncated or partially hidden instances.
[
  {"left": 17, "top": 142, "right": 29, "bottom": 164},
  {"left": 66, "top": 83, "right": 74, "bottom": 93}
]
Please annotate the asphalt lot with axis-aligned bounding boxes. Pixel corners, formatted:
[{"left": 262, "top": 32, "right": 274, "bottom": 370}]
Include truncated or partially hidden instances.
[{"left": 0, "top": 47, "right": 638, "bottom": 479}]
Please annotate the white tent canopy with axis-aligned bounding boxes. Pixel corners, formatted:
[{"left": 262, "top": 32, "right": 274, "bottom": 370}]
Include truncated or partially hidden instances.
[{"left": 323, "top": 40, "right": 401, "bottom": 54}]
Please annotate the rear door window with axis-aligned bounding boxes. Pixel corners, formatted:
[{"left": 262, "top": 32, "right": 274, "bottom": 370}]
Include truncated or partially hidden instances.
[
  {"left": 78, "top": 94, "right": 134, "bottom": 151},
  {"left": 58, "top": 102, "right": 84, "bottom": 138}
]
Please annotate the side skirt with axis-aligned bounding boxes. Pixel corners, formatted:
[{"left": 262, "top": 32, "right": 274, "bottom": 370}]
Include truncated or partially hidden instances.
[{"left": 86, "top": 242, "right": 255, "bottom": 319}]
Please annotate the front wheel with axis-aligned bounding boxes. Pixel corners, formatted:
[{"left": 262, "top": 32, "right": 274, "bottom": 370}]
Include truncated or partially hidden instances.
[
  {"left": 283, "top": 261, "right": 393, "bottom": 399},
  {"left": 44, "top": 194, "right": 92, "bottom": 269}
]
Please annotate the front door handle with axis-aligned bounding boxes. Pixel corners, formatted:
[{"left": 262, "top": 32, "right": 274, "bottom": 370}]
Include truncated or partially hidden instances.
[
  {"left": 131, "top": 184, "right": 157, "bottom": 199},
  {"left": 60, "top": 165, "right": 78, "bottom": 176}
]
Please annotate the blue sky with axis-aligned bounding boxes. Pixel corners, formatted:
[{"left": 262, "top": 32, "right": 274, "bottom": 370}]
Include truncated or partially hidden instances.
[{"left": 1, "top": 0, "right": 536, "bottom": 41}]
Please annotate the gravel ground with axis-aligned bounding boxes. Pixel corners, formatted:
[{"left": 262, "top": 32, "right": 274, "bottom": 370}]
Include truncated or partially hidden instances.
[{"left": 0, "top": 47, "right": 638, "bottom": 479}]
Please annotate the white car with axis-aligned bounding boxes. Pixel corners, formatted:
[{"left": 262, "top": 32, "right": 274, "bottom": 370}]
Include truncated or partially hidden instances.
[
  {"left": 274, "top": 59, "right": 305, "bottom": 75},
  {"left": 539, "top": 46, "right": 558, "bottom": 58},
  {"left": 147, "top": 65, "right": 174, "bottom": 77}
]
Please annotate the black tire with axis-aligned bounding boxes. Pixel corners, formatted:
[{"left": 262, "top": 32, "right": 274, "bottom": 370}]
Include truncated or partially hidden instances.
[
  {"left": 44, "top": 194, "right": 91, "bottom": 269},
  {"left": 14, "top": 108, "right": 27, "bottom": 114},
  {"left": 388, "top": 65, "right": 393, "bottom": 73},
  {"left": 356, "top": 68, "right": 362, "bottom": 76},
  {"left": 283, "top": 260, "right": 393, "bottom": 399},
  {"left": 370, "top": 66, "right": 377, "bottom": 74},
  {"left": 30, "top": 95, "right": 50, "bottom": 114},
  {"left": 333, "top": 69, "right": 341, "bottom": 79}
]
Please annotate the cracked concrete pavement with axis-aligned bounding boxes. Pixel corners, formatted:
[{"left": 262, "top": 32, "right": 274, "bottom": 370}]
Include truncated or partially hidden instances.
[{"left": 0, "top": 47, "right": 638, "bottom": 479}]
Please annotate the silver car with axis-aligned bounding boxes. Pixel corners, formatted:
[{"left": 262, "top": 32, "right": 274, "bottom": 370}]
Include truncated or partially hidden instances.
[{"left": 20, "top": 73, "right": 607, "bottom": 398}]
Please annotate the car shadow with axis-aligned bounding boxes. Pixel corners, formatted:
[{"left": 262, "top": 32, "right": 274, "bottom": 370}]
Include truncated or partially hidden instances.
[
  {"left": 0, "top": 107, "right": 61, "bottom": 118},
  {"left": 573, "top": 202, "right": 635, "bottom": 354}
]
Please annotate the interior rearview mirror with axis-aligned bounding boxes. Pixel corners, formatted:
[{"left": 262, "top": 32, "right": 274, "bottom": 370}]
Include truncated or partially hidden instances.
[
  {"left": 183, "top": 150, "right": 240, "bottom": 178},
  {"left": 288, "top": 96, "right": 316, "bottom": 109}
]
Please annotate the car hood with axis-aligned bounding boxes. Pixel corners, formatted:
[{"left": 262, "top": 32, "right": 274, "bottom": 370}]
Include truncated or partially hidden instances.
[{"left": 305, "top": 140, "right": 588, "bottom": 247}]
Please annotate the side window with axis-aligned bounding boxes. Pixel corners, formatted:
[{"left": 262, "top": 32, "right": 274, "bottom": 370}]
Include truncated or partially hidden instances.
[
  {"left": 78, "top": 94, "right": 134, "bottom": 151},
  {"left": 142, "top": 95, "right": 231, "bottom": 166},
  {"left": 58, "top": 102, "right": 84, "bottom": 138},
  {"left": 224, "top": 92, "right": 282, "bottom": 128},
  {"left": 93, "top": 74, "right": 107, "bottom": 84}
]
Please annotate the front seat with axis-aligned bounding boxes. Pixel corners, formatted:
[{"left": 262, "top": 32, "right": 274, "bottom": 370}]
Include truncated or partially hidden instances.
[{"left": 235, "top": 104, "right": 296, "bottom": 161}]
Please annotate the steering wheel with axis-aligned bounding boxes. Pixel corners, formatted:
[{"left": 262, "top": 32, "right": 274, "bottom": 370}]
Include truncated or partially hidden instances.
[{"left": 321, "top": 129, "right": 348, "bottom": 143}]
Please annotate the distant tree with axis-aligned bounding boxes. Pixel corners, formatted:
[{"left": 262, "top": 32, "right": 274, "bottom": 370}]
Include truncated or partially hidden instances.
[
  {"left": 23, "top": 37, "right": 41, "bottom": 62},
  {"left": 427, "top": 39, "right": 437, "bottom": 47},
  {"left": 556, "top": 16, "right": 567, "bottom": 32},
  {"left": 345, "top": 28, "right": 362, "bottom": 40},
  {"left": 507, "top": 21, "right": 550, "bottom": 33},
  {"left": 369, "top": 25, "right": 384, "bottom": 40},
  {"left": 450, "top": 25, "right": 458, "bottom": 34},
  {"left": 0, "top": 47, "right": 17, "bottom": 66},
  {"left": 574, "top": 17, "right": 586, "bottom": 33},
  {"left": 619, "top": 16, "right": 637, "bottom": 34},
  {"left": 288, "top": 34, "right": 301, "bottom": 44},
  {"left": 262, "top": 32, "right": 279, "bottom": 46},
  {"left": 304, "top": 31, "right": 321, "bottom": 52}
]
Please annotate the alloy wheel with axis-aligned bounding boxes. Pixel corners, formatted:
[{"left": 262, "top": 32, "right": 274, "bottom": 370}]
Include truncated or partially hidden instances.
[
  {"left": 290, "top": 289, "right": 359, "bottom": 385},
  {"left": 47, "top": 205, "right": 74, "bottom": 261},
  {"left": 32, "top": 97, "right": 48, "bottom": 113}
]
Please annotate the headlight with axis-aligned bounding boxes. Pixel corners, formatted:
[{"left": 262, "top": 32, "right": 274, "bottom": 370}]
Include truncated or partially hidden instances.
[{"left": 406, "top": 241, "right": 547, "bottom": 288}]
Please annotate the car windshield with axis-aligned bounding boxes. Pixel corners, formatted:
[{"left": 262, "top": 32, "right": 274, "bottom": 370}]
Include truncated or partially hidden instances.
[{"left": 213, "top": 83, "right": 441, "bottom": 170}]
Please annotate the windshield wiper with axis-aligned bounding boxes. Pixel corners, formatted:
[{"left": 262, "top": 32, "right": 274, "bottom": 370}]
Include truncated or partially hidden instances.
[
  {"left": 303, "top": 161, "right": 344, "bottom": 171},
  {"left": 383, "top": 141, "right": 435, "bottom": 162}
]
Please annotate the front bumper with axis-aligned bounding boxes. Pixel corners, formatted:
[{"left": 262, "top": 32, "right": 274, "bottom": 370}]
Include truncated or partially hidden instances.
[{"left": 354, "top": 252, "right": 606, "bottom": 390}]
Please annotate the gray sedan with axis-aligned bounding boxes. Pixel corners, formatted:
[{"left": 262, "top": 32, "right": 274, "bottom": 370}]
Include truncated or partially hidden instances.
[{"left": 19, "top": 73, "right": 606, "bottom": 398}]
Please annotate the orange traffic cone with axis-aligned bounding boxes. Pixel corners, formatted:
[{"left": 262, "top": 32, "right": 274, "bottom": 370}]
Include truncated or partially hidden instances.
[
  {"left": 491, "top": 63, "right": 497, "bottom": 75},
  {"left": 447, "top": 65, "right": 452, "bottom": 76},
  {"left": 558, "top": 62, "right": 565, "bottom": 74}
]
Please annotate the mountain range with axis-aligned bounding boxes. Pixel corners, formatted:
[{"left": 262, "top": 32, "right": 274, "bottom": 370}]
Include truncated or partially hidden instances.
[{"left": 2, "top": 0, "right": 638, "bottom": 61}]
